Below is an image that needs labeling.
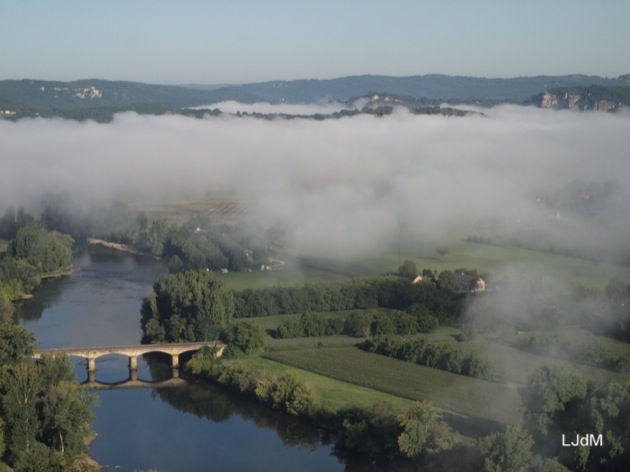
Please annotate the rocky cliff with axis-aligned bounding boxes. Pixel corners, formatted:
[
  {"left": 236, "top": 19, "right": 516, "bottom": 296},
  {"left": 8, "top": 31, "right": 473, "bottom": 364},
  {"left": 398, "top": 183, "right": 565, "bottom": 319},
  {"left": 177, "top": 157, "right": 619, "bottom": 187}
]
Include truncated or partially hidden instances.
[{"left": 530, "top": 85, "right": 630, "bottom": 112}]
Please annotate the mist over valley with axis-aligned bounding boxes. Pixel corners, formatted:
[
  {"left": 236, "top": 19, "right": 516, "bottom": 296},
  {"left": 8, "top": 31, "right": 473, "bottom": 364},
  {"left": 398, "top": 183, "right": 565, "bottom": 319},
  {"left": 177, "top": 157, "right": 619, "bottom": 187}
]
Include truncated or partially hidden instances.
[{"left": 2, "top": 85, "right": 630, "bottom": 472}]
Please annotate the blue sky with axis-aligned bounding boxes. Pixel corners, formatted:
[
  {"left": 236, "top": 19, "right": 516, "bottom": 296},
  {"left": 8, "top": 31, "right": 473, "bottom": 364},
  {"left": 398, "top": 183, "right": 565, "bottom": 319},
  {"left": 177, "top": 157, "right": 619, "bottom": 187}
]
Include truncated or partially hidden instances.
[{"left": 2, "top": 0, "right": 629, "bottom": 84}]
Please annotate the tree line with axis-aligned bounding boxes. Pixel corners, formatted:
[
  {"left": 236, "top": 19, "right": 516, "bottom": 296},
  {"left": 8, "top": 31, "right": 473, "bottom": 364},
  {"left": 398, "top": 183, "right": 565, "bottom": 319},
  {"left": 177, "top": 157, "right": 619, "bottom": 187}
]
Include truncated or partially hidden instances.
[
  {"left": 140, "top": 270, "right": 465, "bottom": 344},
  {"left": 38, "top": 197, "right": 276, "bottom": 274},
  {"left": 186, "top": 345, "right": 581, "bottom": 471},
  {"left": 274, "top": 309, "right": 437, "bottom": 339},
  {"left": 186, "top": 347, "right": 453, "bottom": 466},
  {"left": 359, "top": 334, "right": 500, "bottom": 381},
  {"left": 234, "top": 276, "right": 464, "bottom": 322}
]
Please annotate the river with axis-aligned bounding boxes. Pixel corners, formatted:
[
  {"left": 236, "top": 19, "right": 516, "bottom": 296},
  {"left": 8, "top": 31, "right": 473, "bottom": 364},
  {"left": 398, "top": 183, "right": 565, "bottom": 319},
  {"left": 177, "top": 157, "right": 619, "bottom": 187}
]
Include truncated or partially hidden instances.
[{"left": 17, "top": 247, "right": 344, "bottom": 472}]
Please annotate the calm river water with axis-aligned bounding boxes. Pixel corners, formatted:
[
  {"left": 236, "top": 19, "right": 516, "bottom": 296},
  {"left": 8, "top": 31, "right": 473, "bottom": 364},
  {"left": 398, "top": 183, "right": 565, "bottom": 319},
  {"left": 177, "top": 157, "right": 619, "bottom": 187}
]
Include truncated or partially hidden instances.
[{"left": 17, "top": 247, "right": 344, "bottom": 472}]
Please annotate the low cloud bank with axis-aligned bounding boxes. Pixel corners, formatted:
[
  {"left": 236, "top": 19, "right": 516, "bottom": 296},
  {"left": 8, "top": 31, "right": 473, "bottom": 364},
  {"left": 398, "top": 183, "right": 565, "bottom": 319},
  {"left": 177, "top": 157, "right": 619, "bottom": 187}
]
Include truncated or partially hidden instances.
[
  {"left": 1, "top": 105, "right": 629, "bottom": 259},
  {"left": 192, "top": 100, "right": 347, "bottom": 115}
]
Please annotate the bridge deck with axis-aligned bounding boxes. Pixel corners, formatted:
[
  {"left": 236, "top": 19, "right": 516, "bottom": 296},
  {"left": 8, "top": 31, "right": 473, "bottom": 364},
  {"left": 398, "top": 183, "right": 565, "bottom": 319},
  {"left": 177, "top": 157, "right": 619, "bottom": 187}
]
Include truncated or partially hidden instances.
[{"left": 35, "top": 341, "right": 224, "bottom": 355}]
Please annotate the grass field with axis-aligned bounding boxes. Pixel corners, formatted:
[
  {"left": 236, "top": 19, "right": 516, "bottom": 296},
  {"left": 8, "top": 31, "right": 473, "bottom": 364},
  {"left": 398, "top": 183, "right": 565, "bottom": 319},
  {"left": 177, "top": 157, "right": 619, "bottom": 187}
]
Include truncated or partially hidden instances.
[
  {"left": 247, "top": 356, "right": 415, "bottom": 413},
  {"left": 129, "top": 196, "right": 630, "bottom": 291},
  {"left": 297, "top": 239, "right": 630, "bottom": 289},
  {"left": 468, "top": 337, "right": 630, "bottom": 386},
  {"left": 128, "top": 196, "right": 247, "bottom": 226},
  {"left": 263, "top": 346, "right": 523, "bottom": 425},
  {"left": 218, "top": 262, "right": 347, "bottom": 291}
]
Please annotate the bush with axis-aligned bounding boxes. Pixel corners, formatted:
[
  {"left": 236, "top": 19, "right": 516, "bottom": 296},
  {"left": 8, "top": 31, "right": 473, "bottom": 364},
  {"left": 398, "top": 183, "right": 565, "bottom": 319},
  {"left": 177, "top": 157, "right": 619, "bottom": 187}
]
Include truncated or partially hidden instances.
[{"left": 224, "top": 320, "right": 265, "bottom": 356}]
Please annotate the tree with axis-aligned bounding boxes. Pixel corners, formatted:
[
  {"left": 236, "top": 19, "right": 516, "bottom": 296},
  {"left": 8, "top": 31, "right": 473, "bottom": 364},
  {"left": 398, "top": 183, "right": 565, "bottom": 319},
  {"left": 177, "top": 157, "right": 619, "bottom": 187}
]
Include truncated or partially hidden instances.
[
  {"left": 141, "top": 270, "right": 235, "bottom": 342},
  {"left": 225, "top": 320, "right": 264, "bottom": 356},
  {"left": 478, "top": 425, "right": 534, "bottom": 472},
  {"left": 0, "top": 323, "right": 36, "bottom": 365},
  {"left": 0, "top": 206, "right": 17, "bottom": 240},
  {"left": 166, "top": 255, "right": 184, "bottom": 273},
  {"left": 40, "top": 380, "right": 97, "bottom": 455},
  {"left": 398, "top": 259, "right": 417, "bottom": 275},
  {"left": 0, "top": 353, "right": 98, "bottom": 468},
  {"left": 397, "top": 400, "right": 451, "bottom": 458},
  {"left": 437, "top": 270, "right": 460, "bottom": 292},
  {"left": 344, "top": 311, "right": 372, "bottom": 337},
  {"left": 255, "top": 372, "right": 319, "bottom": 417},
  {"left": 1, "top": 363, "right": 41, "bottom": 462},
  {"left": 136, "top": 211, "right": 148, "bottom": 231},
  {"left": 0, "top": 293, "right": 15, "bottom": 323},
  {"left": 10, "top": 226, "right": 73, "bottom": 274},
  {"left": 523, "top": 365, "right": 587, "bottom": 437},
  {"left": 16, "top": 206, "right": 34, "bottom": 230},
  {"left": 338, "top": 402, "right": 401, "bottom": 463},
  {"left": 436, "top": 246, "right": 449, "bottom": 257}
]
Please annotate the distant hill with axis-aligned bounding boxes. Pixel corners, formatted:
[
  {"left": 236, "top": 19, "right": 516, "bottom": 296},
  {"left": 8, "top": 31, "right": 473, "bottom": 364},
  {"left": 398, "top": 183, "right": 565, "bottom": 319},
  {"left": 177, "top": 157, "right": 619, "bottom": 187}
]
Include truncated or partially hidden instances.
[
  {"left": 0, "top": 79, "right": 261, "bottom": 110},
  {"left": 2, "top": 74, "right": 630, "bottom": 121},
  {"left": 234, "top": 74, "right": 630, "bottom": 103}
]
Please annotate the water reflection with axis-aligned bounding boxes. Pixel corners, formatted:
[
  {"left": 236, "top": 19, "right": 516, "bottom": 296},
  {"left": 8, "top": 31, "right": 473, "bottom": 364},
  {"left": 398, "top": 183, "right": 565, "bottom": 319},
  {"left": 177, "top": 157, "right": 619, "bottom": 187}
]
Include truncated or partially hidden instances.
[
  {"left": 16, "top": 249, "right": 344, "bottom": 471},
  {"left": 90, "top": 381, "right": 344, "bottom": 472}
]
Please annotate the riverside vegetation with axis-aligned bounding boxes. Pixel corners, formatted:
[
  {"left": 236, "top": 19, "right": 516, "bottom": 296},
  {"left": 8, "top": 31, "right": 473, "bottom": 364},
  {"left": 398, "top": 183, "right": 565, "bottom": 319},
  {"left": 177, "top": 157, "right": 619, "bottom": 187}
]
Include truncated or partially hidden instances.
[
  {"left": 139, "top": 258, "right": 630, "bottom": 470},
  {"left": 0, "top": 208, "right": 97, "bottom": 471},
  {"left": 3, "top": 200, "right": 630, "bottom": 470}
]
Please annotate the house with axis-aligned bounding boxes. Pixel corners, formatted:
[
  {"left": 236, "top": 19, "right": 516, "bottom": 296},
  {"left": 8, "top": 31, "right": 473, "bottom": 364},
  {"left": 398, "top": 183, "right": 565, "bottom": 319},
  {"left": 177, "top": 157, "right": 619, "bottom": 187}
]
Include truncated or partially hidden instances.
[
  {"left": 402, "top": 273, "right": 423, "bottom": 285},
  {"left": 473, "top": 277, "right": 486, "bottom": 293},
  {"left": 454, "top": 271, "right": 486, "bottom": 293}
]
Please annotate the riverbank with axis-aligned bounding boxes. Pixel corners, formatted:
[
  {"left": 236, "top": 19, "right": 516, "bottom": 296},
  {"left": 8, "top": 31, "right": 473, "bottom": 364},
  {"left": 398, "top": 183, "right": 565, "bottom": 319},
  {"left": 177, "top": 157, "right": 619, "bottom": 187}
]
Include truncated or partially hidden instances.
[
  {"left": 184, "top": 350, "right": 456, "bottom": 468},
  {"left": 87, "top": 238, "right": 148, "bottom": 256},
  {"left": 40, "top": 266, "right": 73, "bottom": 279}
]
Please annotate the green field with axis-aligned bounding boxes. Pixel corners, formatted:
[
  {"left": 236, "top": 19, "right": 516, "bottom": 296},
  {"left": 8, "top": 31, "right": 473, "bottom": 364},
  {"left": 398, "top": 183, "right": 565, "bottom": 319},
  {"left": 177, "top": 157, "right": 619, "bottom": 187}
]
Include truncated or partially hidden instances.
[
  {"left": 297, "top": 239, "right": 630, "bottom": 289},
  {"left": 122, "top": 199, "right": 630, "bottom": 436},
  {"left": 468, "top": 336, "right": 630, "bottom": 386},
  {"left": 218, "top": 263, "right": 347, "bottom": 291},
  {"left": 248, "top": 356, "right": 415, "bottom": 413},
  {"left": 263, "top": 346, "right": 522, "bottom": 425},
  {"left": 130, "top": 196, "right": 630, "bottom": 292}
]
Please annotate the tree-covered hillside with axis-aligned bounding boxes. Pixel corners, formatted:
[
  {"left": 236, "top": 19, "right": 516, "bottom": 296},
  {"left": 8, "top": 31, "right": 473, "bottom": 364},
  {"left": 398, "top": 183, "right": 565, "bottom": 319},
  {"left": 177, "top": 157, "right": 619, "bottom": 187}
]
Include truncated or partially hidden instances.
[
  {"left": 236, "top": 74, "right": 630, "bottom": 103},
  {"left": 2, "top": 74, "right": 630, "bottom": 121},
  {"left": 0, "top": 79, "right": 260, "bottom": 110}
]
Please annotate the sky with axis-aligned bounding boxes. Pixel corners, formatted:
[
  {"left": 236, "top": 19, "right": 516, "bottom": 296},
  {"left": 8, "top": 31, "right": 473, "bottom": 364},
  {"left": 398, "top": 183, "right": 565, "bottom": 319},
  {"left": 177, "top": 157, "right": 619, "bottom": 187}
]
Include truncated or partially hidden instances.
[{"left": 2, "top": 0, "right": 629, "bottom": 84}]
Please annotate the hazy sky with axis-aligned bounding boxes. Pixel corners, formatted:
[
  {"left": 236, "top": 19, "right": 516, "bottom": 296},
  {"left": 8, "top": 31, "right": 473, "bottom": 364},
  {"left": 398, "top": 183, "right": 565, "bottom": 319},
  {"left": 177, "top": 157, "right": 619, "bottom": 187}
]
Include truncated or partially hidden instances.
[{"left": 2, "top": 0, "right": 629, "bottom": 84}]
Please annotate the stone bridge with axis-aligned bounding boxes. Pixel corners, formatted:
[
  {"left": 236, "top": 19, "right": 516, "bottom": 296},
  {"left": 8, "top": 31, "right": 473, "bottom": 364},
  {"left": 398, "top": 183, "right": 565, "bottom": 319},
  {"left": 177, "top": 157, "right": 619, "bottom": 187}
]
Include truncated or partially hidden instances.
[{"left": 33, "top": 341, "right": 225, "bottom": 386}]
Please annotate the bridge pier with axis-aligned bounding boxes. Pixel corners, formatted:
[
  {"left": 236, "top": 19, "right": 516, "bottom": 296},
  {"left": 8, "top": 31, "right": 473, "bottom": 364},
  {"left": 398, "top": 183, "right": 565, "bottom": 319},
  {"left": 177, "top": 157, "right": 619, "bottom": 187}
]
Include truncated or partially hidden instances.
[
  {"left": 34, "top": 341, "right": 226, "bottom": 386},
  {"left": 129, "top": 356, "right": 138, "bottom": 381},
  {"left": 87, "top": 357, "right": 96, "bottom": 382}
]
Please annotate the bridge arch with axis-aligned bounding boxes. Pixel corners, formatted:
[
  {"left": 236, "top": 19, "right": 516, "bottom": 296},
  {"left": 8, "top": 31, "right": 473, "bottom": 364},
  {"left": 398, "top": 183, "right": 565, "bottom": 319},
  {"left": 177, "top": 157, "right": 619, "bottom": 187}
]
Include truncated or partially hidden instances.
[{"left": 33, "top": 341, "right": 226, "bottom": 387}]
